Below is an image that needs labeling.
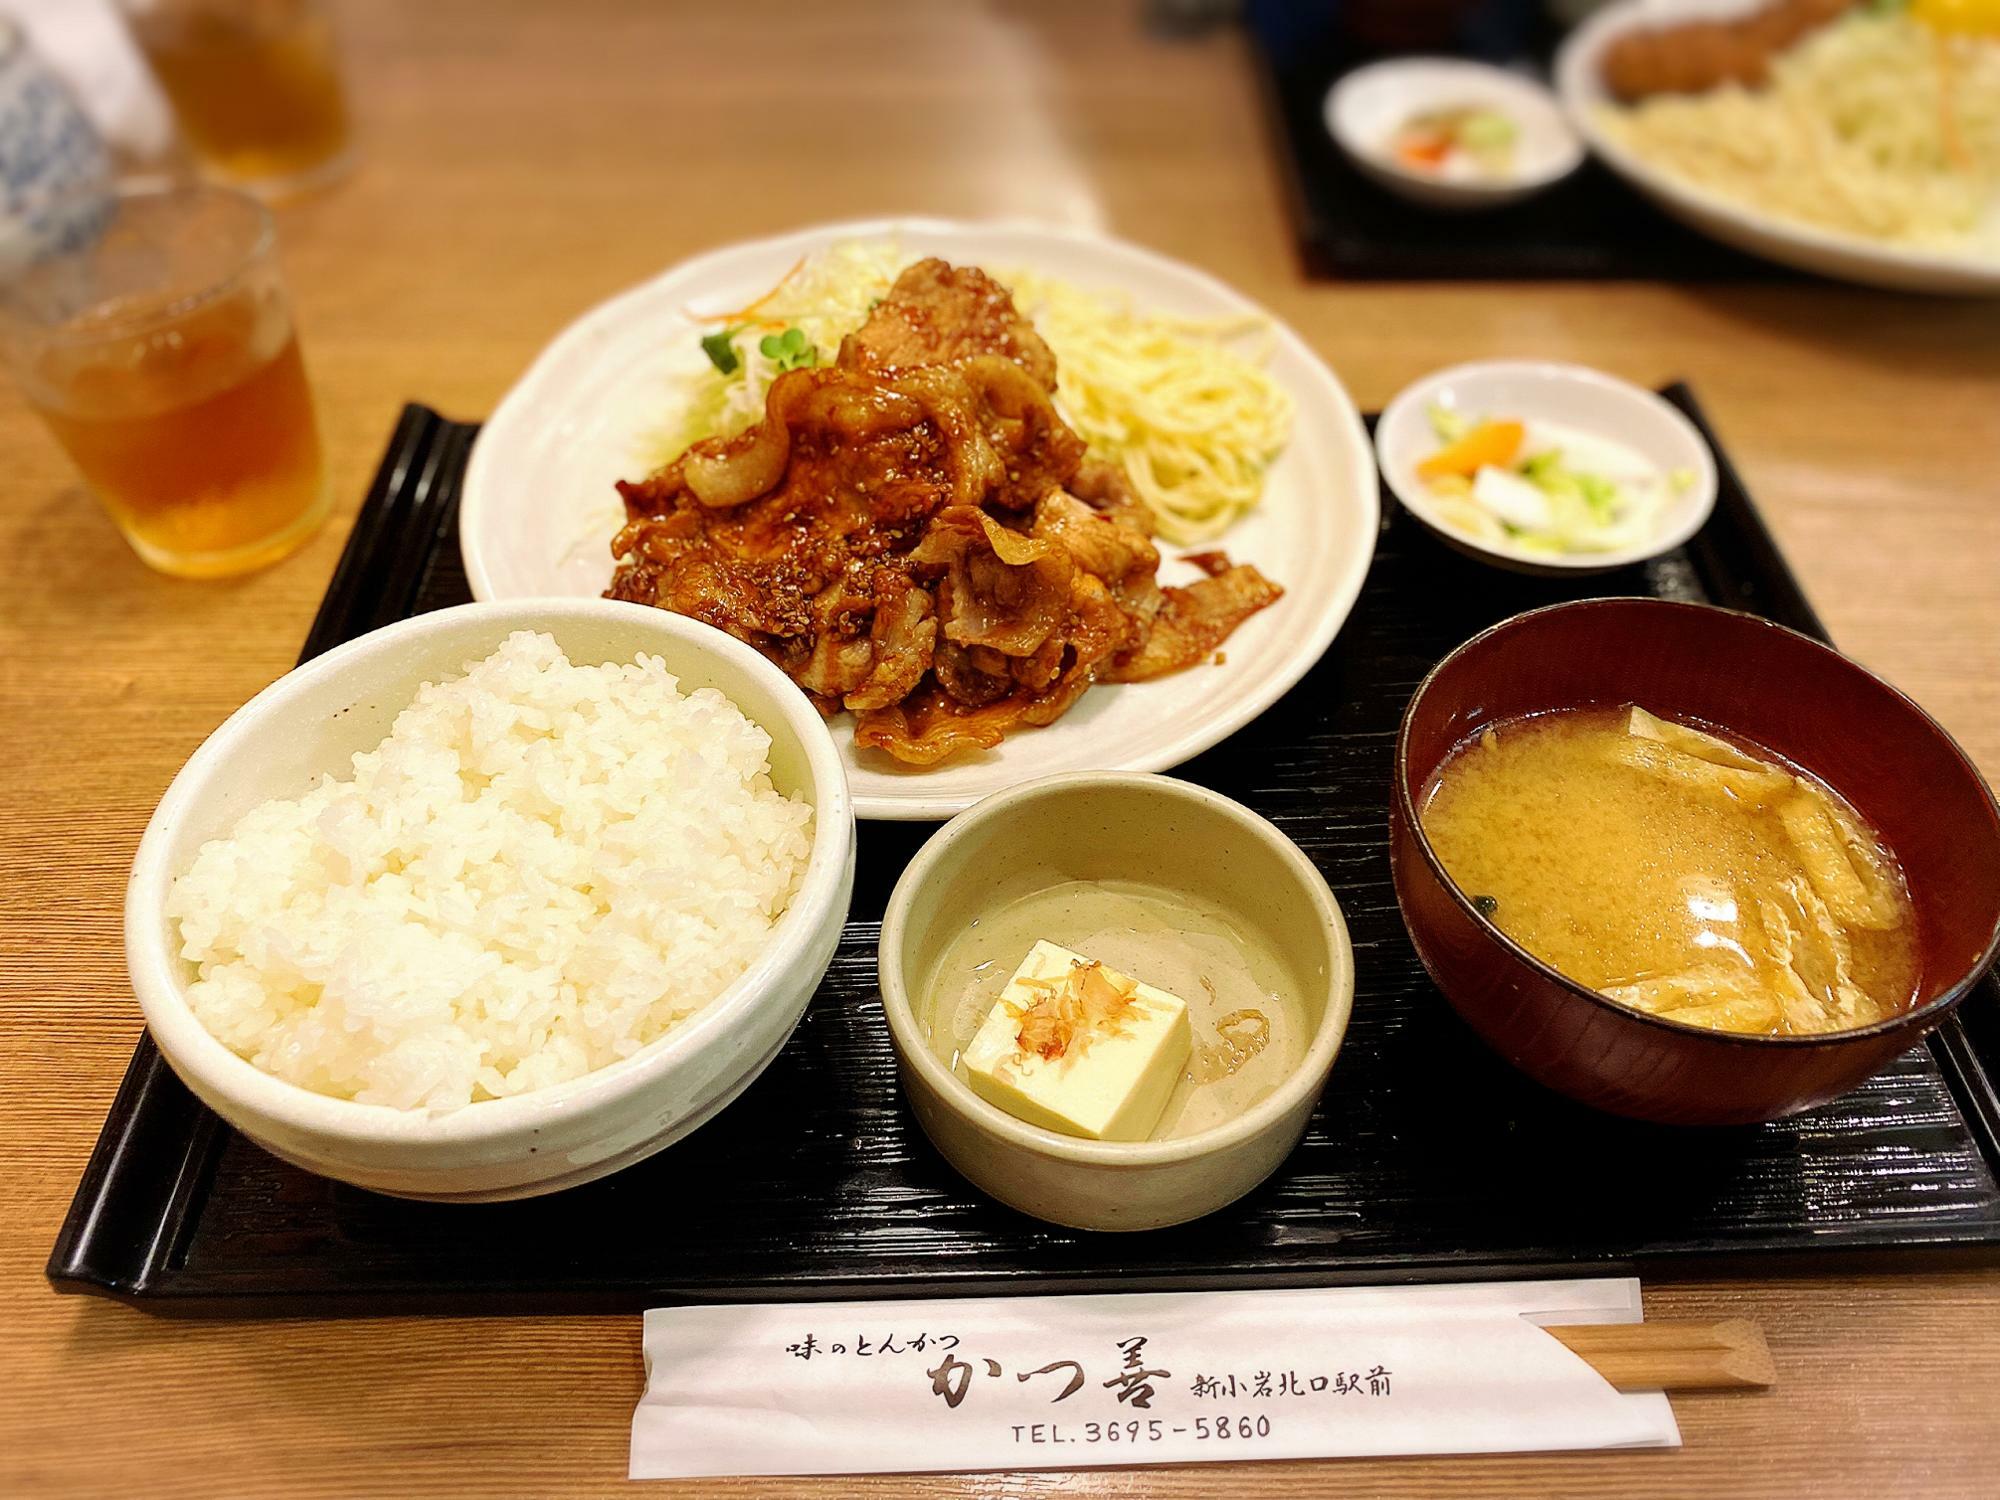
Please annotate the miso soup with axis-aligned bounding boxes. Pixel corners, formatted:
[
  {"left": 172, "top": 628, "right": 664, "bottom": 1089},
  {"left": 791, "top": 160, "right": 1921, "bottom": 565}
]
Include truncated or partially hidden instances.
[{"left": 1420, "top": 704, "right": 1921, "bottom": 1037}]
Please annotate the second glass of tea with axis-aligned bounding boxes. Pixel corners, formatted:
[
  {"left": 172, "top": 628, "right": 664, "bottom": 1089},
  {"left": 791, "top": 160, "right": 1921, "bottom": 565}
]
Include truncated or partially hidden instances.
[
  {"left": 121, "top": 0, "right": 352, "bottom": 197},
  {"left": 0, "top": 183, "right": 330, "bottom": 578}
]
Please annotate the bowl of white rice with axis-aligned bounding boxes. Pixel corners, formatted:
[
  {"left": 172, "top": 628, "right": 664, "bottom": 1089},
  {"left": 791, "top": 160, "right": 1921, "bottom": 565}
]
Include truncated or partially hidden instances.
[{"left": 126, "top": 598, "right": 854, "bottom": 1201}]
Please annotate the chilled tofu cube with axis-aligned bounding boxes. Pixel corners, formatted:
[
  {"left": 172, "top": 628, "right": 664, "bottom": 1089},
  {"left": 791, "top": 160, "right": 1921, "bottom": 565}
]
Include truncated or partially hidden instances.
[{"left": 962, "top": 940, "right": 1193, "bottom": 1141}]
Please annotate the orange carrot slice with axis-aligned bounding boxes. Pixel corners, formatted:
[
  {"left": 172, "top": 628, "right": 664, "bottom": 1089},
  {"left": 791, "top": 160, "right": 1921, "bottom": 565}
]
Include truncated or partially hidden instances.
[
  {"left": 1418, "top": 419, "right": 1525, "bottom": 481},
  {"left": 1396, "top": 133, "right": 1453, "bottom": 169}
]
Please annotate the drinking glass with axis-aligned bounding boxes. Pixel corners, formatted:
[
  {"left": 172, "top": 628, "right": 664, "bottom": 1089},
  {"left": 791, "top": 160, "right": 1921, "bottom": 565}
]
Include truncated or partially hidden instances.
[
  {"left": 0, "top": 182, "right": 329, "bottom": 578},
  {"left": 119, "top": 0, "right": 352, "bottom": 197}
]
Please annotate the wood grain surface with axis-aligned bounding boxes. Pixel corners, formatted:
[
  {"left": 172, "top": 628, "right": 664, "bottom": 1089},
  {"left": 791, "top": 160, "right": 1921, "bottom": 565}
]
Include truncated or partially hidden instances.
[{"left": 4, "top": 2, "right": 1998, "bottom": 1496}]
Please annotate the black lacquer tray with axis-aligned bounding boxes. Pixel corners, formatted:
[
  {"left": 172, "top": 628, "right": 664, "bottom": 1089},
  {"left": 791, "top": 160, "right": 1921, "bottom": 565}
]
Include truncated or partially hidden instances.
[
  {"left": 49, "top": 388, "right": 2000, "bottom": 1316},
  {"left": 1243, "top": 4, "right": 1794, "bottom": 282}
]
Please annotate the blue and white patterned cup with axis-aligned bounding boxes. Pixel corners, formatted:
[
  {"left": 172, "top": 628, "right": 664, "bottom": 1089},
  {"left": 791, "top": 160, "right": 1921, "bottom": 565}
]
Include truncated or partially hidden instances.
[{"left": 0, "top": 18, "right": 112, "bottom": 275}]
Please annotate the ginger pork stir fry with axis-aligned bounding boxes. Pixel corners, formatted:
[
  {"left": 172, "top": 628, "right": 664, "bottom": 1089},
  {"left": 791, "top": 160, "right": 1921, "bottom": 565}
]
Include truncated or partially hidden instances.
[{"left": 607, "top": 260, "right": 1282, "bottom": 764}]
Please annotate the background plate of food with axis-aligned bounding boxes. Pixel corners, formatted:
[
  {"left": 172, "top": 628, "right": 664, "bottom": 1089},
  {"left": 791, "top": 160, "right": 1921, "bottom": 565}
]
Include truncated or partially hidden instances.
[
  {"left": 1556, "top": 0, "right": 2000, "bottom": 295},
  {"left": 461, "top": 219, "right": 1377, "bottom": 819}
]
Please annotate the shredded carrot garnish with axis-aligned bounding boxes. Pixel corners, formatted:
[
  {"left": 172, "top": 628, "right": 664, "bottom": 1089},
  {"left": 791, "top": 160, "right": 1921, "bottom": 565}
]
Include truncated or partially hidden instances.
[{"left": 688, "top": 255, "right": 809, "bottom": 325}]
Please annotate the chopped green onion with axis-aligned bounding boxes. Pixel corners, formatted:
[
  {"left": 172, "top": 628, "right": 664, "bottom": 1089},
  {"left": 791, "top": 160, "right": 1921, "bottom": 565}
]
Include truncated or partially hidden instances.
[
  {"left": 1521, "top": 449, "right": 1564, "bottom": 483},
  {"left": 1458, "top": 111, "right": 1518, "bottom": 151},
  {"left": 700, "top": 327, "right": 742, "bottom": 376},
  {"left": 1427, "top": 403, "right": 1471, "bottom": 444},
  {"left": 1578, "top": 472, "right": 1620, "bottom": 518}
]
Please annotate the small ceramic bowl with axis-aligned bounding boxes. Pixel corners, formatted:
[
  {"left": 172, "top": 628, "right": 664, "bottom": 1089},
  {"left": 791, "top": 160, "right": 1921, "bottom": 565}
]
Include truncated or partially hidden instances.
[
  {"left": 126, "top": 598, "right": 856, "bottom": 1201},
  {"left": 1391, "top": 597, "right": 2000, "bottom": 1126},
  {"left": 878, "top": 773, "right": 1354, "bottom": 1231},
  {"left": 1325, "top": 58, "right": 1583, "bottom": 211},
  {"left": 1376, "top": 359, "right": 1718, "bottom": 575}
]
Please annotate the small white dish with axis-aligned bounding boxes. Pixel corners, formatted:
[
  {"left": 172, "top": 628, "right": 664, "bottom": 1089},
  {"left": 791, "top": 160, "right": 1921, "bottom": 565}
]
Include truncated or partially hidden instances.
[
  {"left": 1376, "top": 360, "right": 1718, "bottom": 575},
  {"left": 126, "top": 598, "right": 856, "bottom": 1202},
  {"left": 1325, "top": 58, "right": 1583, "bottom": 211}
]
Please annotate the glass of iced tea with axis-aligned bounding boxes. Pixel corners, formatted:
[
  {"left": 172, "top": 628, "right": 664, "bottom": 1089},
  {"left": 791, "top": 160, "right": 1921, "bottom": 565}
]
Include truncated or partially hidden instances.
[
  {"left": 0, "top": 183, "right": 329, "bottom": 578},
  {"left": 120, "top": 0, "right": 352, "bottom": 197}
]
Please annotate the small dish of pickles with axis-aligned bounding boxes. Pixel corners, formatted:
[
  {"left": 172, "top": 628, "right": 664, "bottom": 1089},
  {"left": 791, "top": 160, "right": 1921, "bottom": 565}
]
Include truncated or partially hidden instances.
[
  {"left": 1325, "top": 59, "right": 1584, "bottom": 210},
  {"left": 1375, "top": 360, "right": 1717, "bottom": 575}
]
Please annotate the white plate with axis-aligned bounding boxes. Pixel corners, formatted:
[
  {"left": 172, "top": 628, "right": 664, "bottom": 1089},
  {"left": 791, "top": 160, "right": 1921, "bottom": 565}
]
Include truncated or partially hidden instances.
[
  {"left": 1556, "top": 0, "right": 2000, "bottom": 296},
  {"left": 1325, "top": 58, "right": 1583, "bottom": 211},
  {"left": 461, "top": 218, "right": 1378, "bottom": 820},
  {"left": 1376, "top": 359, "right": 1716, "bottom": 576}
]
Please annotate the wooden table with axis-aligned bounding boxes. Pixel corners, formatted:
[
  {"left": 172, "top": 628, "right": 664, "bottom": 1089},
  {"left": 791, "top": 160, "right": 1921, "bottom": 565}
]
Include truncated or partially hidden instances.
[{"left": 6, "top": 2, "right": 1999, "bottom": 1494}]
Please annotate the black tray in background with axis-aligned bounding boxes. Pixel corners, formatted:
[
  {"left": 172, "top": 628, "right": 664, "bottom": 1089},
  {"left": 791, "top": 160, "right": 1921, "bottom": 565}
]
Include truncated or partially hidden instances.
[
  {"left": 48, "top": 387, "right": 2000, "bottom": 1316},
  {"left": 1243, "top": 4, "right": 1794, "bottom": 282}
]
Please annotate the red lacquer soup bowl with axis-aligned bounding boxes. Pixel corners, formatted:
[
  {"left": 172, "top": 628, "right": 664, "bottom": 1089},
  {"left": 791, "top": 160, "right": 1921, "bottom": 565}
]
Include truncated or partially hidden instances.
[{"left": 1389, "top": 597, "right": 2000, "bottom": 1126}]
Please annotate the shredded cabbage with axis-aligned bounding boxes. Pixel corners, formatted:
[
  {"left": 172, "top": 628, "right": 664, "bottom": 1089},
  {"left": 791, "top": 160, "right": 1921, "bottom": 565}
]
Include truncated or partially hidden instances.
[
  {"left": 654, "top": 241, "right": 908, "bottom": 462},
  {"left": 1599, "top": 12, "right": 2000, "bottom": 253}
]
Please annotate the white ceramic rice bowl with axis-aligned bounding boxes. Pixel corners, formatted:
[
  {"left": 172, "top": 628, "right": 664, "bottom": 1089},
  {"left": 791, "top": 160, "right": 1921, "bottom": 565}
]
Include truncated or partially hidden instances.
[{"left": 125, "top": 599, "right": 855, "bottom": 1201}]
